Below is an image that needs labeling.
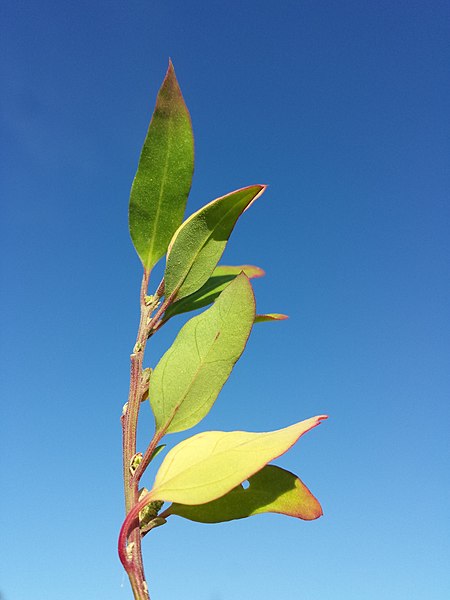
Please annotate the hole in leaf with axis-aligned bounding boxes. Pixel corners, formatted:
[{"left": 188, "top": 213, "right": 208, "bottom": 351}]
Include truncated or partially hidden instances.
[{"left": 242, "top": 480, "right": 250, "bottom": 490}]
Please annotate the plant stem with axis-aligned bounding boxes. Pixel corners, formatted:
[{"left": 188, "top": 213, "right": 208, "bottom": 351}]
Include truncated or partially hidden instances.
[
  {"left": 122, "top": 270, "right": 152, "bottom": 600},
  {"left": 121, "top": 272, "right": 177, "bottom": 599},
  {"left": 119, "top": 491, "right": 160, "bottom": 567}
]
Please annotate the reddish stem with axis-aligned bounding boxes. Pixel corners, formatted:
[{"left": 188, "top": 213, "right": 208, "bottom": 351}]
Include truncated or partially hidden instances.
[
  {"left": 120, "top": 274, "right": 177, "bottom": 599},
  {"left": 122, "top": 270, "right": 152, "bottom": 599},
  {"left": 119, "top": 492, "right": 158, "bottom": 569}
]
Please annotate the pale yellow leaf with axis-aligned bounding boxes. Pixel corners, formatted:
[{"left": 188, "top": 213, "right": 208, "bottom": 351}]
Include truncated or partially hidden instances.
[{"left": 149, "top": 416, "right": 327, "bottom": 505}]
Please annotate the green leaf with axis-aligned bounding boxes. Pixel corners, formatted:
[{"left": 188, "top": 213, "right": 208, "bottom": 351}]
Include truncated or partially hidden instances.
[
  {"left": 149, "top": 273, "right": 255, "bottom": 435},
  {"left": 255, "top": 313, "right": 288, "bottom": 323},
  {"left": 169, "top": 465, "right": 322, "bottom": 523},
  {"left": 163, "top": 264, "right": 265, "bottom": 320},
  {"left": 129, "top": 60, "right": 194, "bottom": 270},
  {"left": 149, "top": 444, "right": 166, "bottom": 463},
  {"left": 148, "top": 415, "right": 327, "bottom": 505},
  {"left": 164, "top": 185, "right": 266, "bottom": 300}
]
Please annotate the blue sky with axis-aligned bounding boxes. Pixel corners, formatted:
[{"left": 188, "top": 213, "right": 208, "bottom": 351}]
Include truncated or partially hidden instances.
[{"left": 1, "top": 1, "right": 449, "bottom": 599}]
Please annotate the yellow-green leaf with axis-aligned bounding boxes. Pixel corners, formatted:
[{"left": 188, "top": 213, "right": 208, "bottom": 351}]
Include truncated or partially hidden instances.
[
  {"left": 163, "top": 264, "right": 264, "bottom": 321},
  {"left": 169, "top": 464, "right": 323, "bottom": 523},
  {"left": 129, "top": 60, "right": 194, "bottom": 270},
  {"left": 149, "top": 273, "right": 255, "bottom": 434},
  {"left": 164, "top": 185, "right": 266, "bottom": 300},
  {"left": 148, "top": 416, "right": 327, "bottom": 505},
  {"left": 255, "top": 313, "right": 288, "bottom": 323}
]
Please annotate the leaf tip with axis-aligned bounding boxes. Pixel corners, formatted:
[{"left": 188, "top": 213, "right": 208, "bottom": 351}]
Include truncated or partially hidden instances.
[
  {"left": 243, "top": 184, "right": 267, "bottom": 213},
  {"left": 255, "top": 313, "right": 289, "bottom": 323},
  {"left": 161, "top": 58, "right": 185, "bottom": 102},
  {"left": 166, "top": 57, "right": 175, "bottom": 74},
  {"left": 257, "top": 183, "right": 268, "bottom": 196},
  {"left": 295, "top": 502, "right": 323, "bottom": 521},
  {"left": 256, "top": 183, "right": 268, "bottom": 196},
  {"left": 316, "top": 415, "right": 328, "bottom": 427},
  {"left": 237, "top": 264, "right": 266, "bottom": 279},
  {"left": 251, "top": 266, "right": 266, "bottom": 278},
  {"left": 300, "top": 414, "right": 328, "bottom": 436}
]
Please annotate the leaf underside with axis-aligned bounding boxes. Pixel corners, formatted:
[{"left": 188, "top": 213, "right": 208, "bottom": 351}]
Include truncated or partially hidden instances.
[
  {"left": 170, "top": 464, "right": 323, "bottom": 523},
  {"left": 149, "top": 273, "right": 256, "bottom": 435},
  {"left": 164, "top": 185, "right": 266, "bottom": 300},
  {"left": 164, "top": 264, "right": 264, "bottom": 320}
]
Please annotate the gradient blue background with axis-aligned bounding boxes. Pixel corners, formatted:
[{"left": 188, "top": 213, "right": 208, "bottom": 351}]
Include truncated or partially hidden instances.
[{"left": 1, "top": 1, "right": 449, "bottom": 599}]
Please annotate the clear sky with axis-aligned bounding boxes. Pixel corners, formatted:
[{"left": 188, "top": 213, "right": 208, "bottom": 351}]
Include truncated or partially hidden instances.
[{"left": 1, "top": 1, "right": 449, "bottom": 599}]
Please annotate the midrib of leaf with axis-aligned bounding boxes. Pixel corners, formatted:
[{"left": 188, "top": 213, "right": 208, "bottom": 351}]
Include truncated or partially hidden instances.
[
  {"left": 158, "top": 296, "right": 238, "bottom": 432},
  {"left": 144, "top": 118, "right": 172, "bottom": 267}
]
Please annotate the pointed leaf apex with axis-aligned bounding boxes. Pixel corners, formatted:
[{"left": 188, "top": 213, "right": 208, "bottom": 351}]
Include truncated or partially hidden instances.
[
  {"left": 166, "top": 58, "right": 175, "bottom": 78},
  {"left": 250, "top": 266, "right": 266, "bottom": 278},
  {"left": 162, "top": 59, "right": 180, "bottom": 91},
  {"left": 255, "top": 313, "right": 289, "bottom": 323},
  {"left": 243, "top": 184, "right": 267, "bottom": 212},
  {"left": 297, "top": 415, "right": 328, "bottom": 434}
]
